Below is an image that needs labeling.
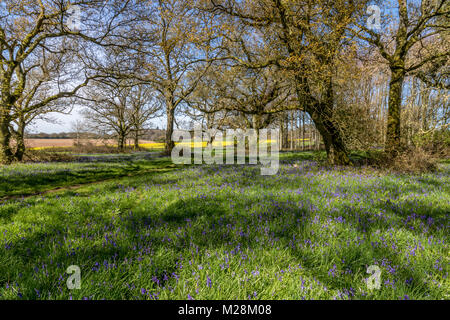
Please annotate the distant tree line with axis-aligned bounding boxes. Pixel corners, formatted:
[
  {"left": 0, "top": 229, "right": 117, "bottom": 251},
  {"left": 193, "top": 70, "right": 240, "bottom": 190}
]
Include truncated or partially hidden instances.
[
  {"left": 1, "top": 0, "right": 448, "bottom": 164},
  {"left": 25, "top": 129, "right": 166, "bottom": 142}
]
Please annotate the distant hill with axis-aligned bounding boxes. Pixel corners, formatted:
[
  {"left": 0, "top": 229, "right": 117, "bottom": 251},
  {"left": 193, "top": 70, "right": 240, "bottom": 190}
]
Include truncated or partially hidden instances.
[
  {"left": 141, "top": 129, "right": 166, "bottom": 142},
  {"left": 25, "top": 132, "right": 97, "bottom": 139}
]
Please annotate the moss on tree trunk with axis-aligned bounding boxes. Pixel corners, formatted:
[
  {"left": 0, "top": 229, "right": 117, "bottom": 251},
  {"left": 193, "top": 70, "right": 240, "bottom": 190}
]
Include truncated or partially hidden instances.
[
  {"left": 14, "top": 121, "right": 26, "bottom": 162},
  {"left": 165, "top": 106, "right": 176, "bottom": 155},
  {"left": 312, "top": 115, "right": 351, "bottom": 166},
  {"left": 0, "top": 119, "right": 13, "bottom": 165},
  {"left": 385, "top": 68, "right": 405, "bottom": 157},
  {"left": 118, "top": 134, "right": 126, "bottom": 152}
]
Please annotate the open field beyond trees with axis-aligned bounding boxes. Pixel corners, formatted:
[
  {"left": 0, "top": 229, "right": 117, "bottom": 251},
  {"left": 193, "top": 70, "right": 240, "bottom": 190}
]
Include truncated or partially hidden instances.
[{"left": 24, "top": 139, "right": 159, "bottom": 150}]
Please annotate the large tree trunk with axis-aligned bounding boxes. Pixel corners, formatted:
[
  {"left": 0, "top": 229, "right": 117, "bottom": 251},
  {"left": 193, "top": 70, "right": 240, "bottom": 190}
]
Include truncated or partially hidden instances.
[
  {"left": 252, "top": 114, "right": 261, "bottom": 142},
  {"left": 307, "top": 105, "right": 351, "bottom": 166},
  {"left": 14, "top": 119, "right": 26, "bottom": 162},
  {"left": 165, "top": 105, "right": 175, "bottom": 155},
  {"left": 0, "top": 116, "right": 13, "bottom": 165},
  {"left": 118, "top": 133, "right": 126, "bottom": 152},
  {"left": 279, "top": 113, "right": 289, "bottom": 150},
  {"left": 134, "top": 129, "right": 140, "bottom": 150},
  {"left": 302, "top": 112, "right": 305, "bottom": 151},
  {"left": 134, "top": 135, "right": 139, "bottom": 150},
  {"left": 294, "top": 72, "right": 350, "bottom": 165},
  {"left": 385, "top": 68, "right": 405, "bottom": 157}
]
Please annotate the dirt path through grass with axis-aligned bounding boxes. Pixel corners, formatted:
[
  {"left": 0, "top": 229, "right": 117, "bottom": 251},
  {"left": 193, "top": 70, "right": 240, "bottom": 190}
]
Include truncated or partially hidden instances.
[{"left": 0, "top": 158, "right": 177, "bottom": 202}]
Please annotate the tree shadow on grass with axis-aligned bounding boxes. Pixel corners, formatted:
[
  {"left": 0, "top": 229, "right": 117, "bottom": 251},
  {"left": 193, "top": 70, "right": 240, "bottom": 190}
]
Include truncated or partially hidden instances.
[
  {"left": 0, "top": 187, "right": 446, "bottom": 299},
  {"left": 0, "top": 158, "right": 176, "bottom": 200}
]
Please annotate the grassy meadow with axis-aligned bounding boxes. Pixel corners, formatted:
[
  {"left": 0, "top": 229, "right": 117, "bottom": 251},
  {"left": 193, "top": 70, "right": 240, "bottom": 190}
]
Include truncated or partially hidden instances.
[{"left": 0, "top": 152, "right": 448, "bottom": 300}]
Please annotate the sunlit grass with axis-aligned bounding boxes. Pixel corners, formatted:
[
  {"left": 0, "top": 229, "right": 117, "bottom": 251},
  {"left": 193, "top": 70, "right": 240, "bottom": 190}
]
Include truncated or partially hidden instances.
[{"left": 0, "top": 153, "right": 448, "bottom": 300}]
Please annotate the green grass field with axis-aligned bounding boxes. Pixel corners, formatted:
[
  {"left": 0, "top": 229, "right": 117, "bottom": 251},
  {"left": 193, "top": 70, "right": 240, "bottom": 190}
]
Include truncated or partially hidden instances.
[
  {"left": 0, "top": 158, "right": 175, "bottom": 199},
  {"left": 0, "top": 152, "right": 448, "bottom": 300}
]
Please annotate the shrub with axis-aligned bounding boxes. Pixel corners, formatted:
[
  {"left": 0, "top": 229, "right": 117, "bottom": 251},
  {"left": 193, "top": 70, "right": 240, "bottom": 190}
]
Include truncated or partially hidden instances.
[
  {"left": 22, "top": 149, "right": 75, "bottom": 163},
  {"left": 72, "top": 140, "right": 133, "bottom": 154},
  {"left": 412, "top": 128, "right": 450, "bottom": 159},
  {"left": 365, "top": 147, "right": 438, "bottom": 174}
]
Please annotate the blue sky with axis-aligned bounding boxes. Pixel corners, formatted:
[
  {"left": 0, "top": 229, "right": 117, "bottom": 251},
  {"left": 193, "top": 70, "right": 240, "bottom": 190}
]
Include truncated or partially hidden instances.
[
  {"left": 31, "top": 111, "right": 83, "bottom": 133},
  {"left": 31, "top": 108, "right": 166, "bottom": 133}
]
